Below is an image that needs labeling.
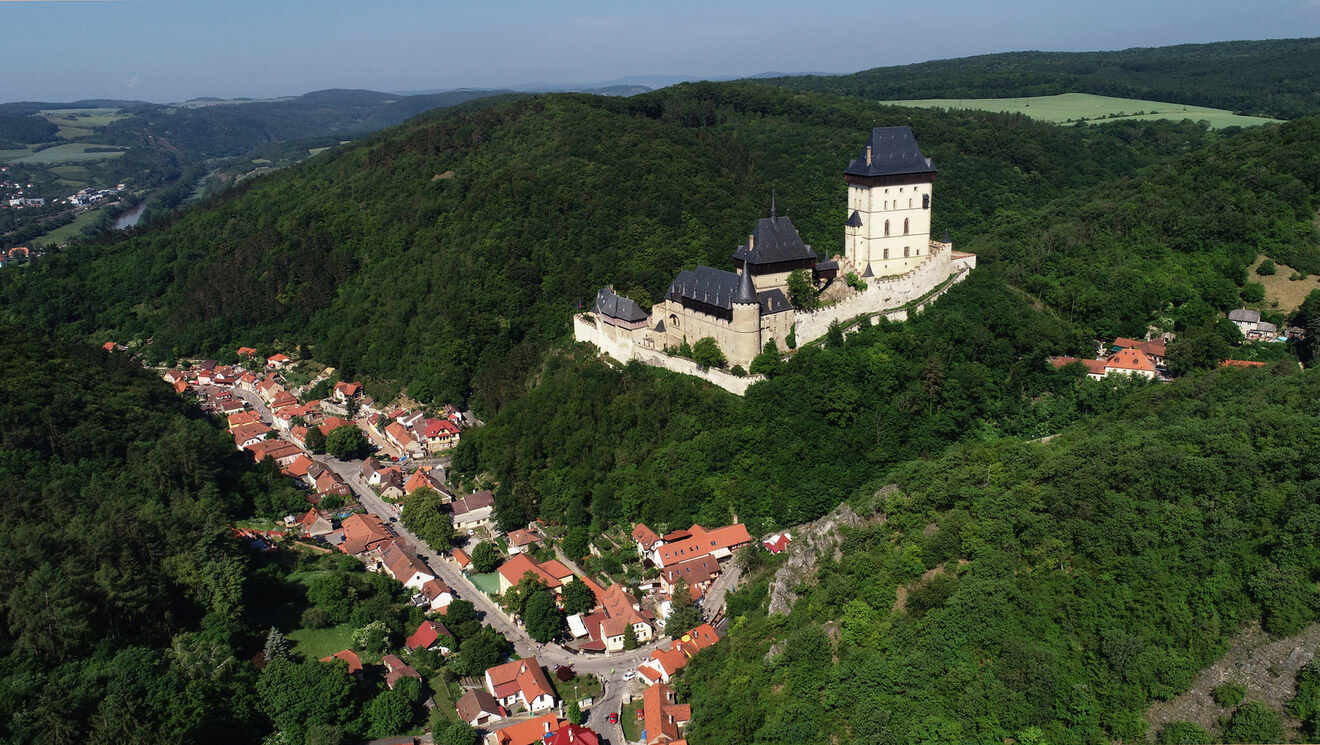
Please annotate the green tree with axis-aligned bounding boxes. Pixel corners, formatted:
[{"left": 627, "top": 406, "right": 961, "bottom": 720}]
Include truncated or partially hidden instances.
[
  {"left": 365, "top": 688, "right": 412, "bottom": 738},
  {"left": 1221, "top": 701, "right": 1284, "bottom": 743},
  {"left": 1257, "top": 259, "right": 1277, "bottom": 276},
  {"left": 562, "top": 526, "right": 590, "bottom": 561},
  {"left": 401, "top": 487, "right": 455, "bottom": 550},
  {"left": 623, "top": 622, "right": 639, "bottom": 650},
  {"left": 326, "top": 425, "right": 371, "bottom": 460},
  {"left": 1242, "top": 282, "right": 1266, "bottom": 304},
  {"left": 1167, "top": 325, "right": 1231, "bottom": 375},
  {"left": 449, "top": 627, "right": 511, "bottom": 677},
  {"left": 1156, "top": 722, "right": 1211, "bottom": 744},
  {"left": 561, "top": 578, "right": 598, "bottom": 616},
  {"left": 826, "top": 320, "right": 845, "bottom": 348},
  {"left": 1211, "top": 682, "right": 1245, "bottom": 708},
  {"left": 691, "top": 337, "right": 727, "bottom": 369},
  {"left": 567, "top": 700, "right": 584, "bottom": 725},
  {"left": 666, "top": 578, "right": 702, "bottom": 633},
  {"left": 257, "top": 656, "right": 355, "bottom": 745},
  {"left": 786, "top": 269, "right": 819, "bottom": 309},
  {"left": 523, "top": 589, "right": 564, "bottom": 643},
  {"left": 353, "top": 620, "right": 391, "bottom": 654},
  {"left": 306, "top": 426, "right": 327, "bottom": 454},
  {"left": 430, "top": 717, "right": 480, "bottom": 745},
  {"left": 470, "top": 541, "right": 503, "bottom": 573},
  {"left": 749, "top": 339, "right": 782, "bottom": 376}
]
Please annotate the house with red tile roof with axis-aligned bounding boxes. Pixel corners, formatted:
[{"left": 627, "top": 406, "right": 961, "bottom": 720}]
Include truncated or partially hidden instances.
[
  {"left": 484, "top": 658, "right": 557, "bottom": 713},
  {"left": 507, "top": 528, "right": 541, "bottom": 555},
  {"left": 257, "top": 374, "right": 283, "bottom": 402},
  {"left": 282, "top": 454, "right": 314, "bottom": 480},
  {"left": 227, "top": 410, "right": 262, "bottom": 430},
  {"left": 1048, "top": 356, "right": 1107, "bottom": 380},
  {"left": 315, "top": 469, "right": 351, "bottom": 498},
  {"left": 231, "top": 421, "right": 271, "bottom": 450},
  {"left": 763, "top": 532, "right": 792, "bottom": 554},
  {"left": 652, "top": 524, "right": 753, "bottom": 568},
  {"left": 381, "top": 542, "right": 435, "bottom": 590},
  {"left": 319, "top": 648, "right": 363, "bottom": 674},
  {"left": 382, "top": 653, "right": 422, "bottom": 689},
  {"left": 270, "top": 390, "right": 299, "bottom": 412},
  {"left": 632, "top": 523, "right": 662, "bottom": 556},
  {"left": 497, "top": 553, "right": 566, "bottom": 594},
  {"left": 549, "top": 724, "right": 600, "bottom": 745},
  {"left": 405, "top": 468, "right": 440, "bottom": 495},
  {"left": 298, "top": 508, "right": 333, "bottom": 537},
  {"left": 1104, "top": 348, "right": 1158, "bottom": 379},
  {"left": 452, "top": 548, "right": 471, "bottom": 570},
  {"left": 318, "top": 416, "right": 353, "bottom": 436},
  {"left": 406, "top": 619, "right": 454, "bottom": 654},
  {"left": 595, "top": 583, "right": 654, "bottom": 651},
  {"left": 1222, "top": 359, "right": 1267, "bottom": 368},
  {"left": 422, "top": 418, "right": 461, "bottom": 453},
  {"left": 417, "top": 578, "right": 454, "bottom": 612},
  {"left": 339, "top": 513, "right": 393, "bottom": 555},
  {"left": 236, "top": 346, "right": 258, "bottom": 358},
  {"left": 266, "top": 353, "right": 291, "bottom": 369},
  {"left": 636, "top": 624, "right": 720, "bottom": 685},
  {"left": 452, "top": 490, "right": 496, "bottom": 530},
  {"left": 245, "top": 440, "right": 304, "bottom": 467},
  {"left": 659, "top": 555, "right": 720, "bottom": 601},
  {"left": 643, "top": 683, "right": 690, "bottom": 745},
  {"left": 488, "top": 713, "right": 562, "bottom": 745},
  {"left": 385, "top": 421, "right": 421, "bottom": 456},
  {"left": 333, "top": 381, "right": 362, "bottom": 401}
]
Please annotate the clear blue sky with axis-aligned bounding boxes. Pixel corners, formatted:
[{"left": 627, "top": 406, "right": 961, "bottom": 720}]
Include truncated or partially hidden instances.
[{"left": 1, "top": 0, "right": 1317, "bottom": 102}]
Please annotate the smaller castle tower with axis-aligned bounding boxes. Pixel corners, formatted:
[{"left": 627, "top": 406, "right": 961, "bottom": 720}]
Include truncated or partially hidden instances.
[{"left": 730, "top": 268, "right": 762, "bottom": 367}]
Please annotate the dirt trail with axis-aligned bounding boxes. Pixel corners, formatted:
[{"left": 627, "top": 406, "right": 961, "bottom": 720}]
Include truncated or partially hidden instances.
[{"left": 1144, "top": 621, "right": 1320, "bottom": 741}]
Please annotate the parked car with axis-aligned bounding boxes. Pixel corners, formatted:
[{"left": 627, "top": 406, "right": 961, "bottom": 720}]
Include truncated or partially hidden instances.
[
  {"left": 607, "top": 713, "right": 619, "bottom": 724},
  {"left": 622, "top": 670, "right": 636, "bottom": 681}
]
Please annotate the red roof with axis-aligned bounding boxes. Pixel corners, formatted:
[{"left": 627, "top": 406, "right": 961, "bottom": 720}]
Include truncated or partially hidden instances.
[
  {"left": 382, "top": 653, "right": 422, "bottom": 689},
  {"left": 406, "top": 620, "right": 452, "bottom": 651},
  {"left": 494, "top": 714, "right": 562, "bottom": 745},
  {"left": 237, "top": 346, "right": 257, "bottom": 357},
  {"left": 508, "top": 528, "right": 540, "bottom": 547},
  {"left": 644, "top": 683, "right": 683, "bottom": 744},
  {"left": 334, "top": 381, "right": 362, "bottom": 398},
  {"left": 405, "top": 469, "right": 436, "bottom": 494},
  {"left": 1221, "top": 359, "right": 1267, "bottom": 367},
  {"left": 227, "top": 410, "right": 262, "bottom": 429},
  {"left": 452, "top": 548, "right": 470, "bottom": 567},
  {"left": 340, "top": 513, "right": 392, "bottom": 555},
  {"left": 763, "top": 533, "right": 791, "bottom": 553},
  {"left": 498, "top": 553, "right": 563, "bottom": 590},
  {"left": 1105, "top": 348, "right": 1157, "bottom": 373},
  {"left": 423, "top": 418, "right": 460, "bottom": 438},
  {"left": 102, "top": 341, "right": 116, "bottom": 351},
  {"left": 550, "top": 724, "right": 601, "bottom": 745},
  {"left": 245, "top": 440, "right": 303, "bottom": 464},
  {"left": 632, "top": 523, "right": 661, "bottom": 550},
  {"left": 267, "top": 353, "right": 290, "bottom": 363},
  {"left": 318, "top": 416, "right": 352, "bottom": 436},
  {"left": 283, "top": 454, "right": 314, "bottom": 478},
  {"left": 319, "top": 649, "right": 362, "bottom": 674},
  {"left": 655, "top": 524, "right": 752, "bottom": 566},
  {"left": 385, "top": 421, "right": 415, "bottom": 447}
]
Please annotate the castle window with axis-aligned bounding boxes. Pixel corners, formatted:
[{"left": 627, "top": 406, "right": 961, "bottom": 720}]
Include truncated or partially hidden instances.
[
  {"left": 884, "top": 219, "right": 890, "bottom": 236},
  {"left": 904, "top": 246, "right": 910, "bottom": 258},
  {"left": 923, "top": 193, "right": 930, "bottom": 209},
  {"left": 903, "top": 218, "right": 909, "bottom": 235},
  {"left": 908, "top": 198, "right": 913, "bottom": 208},
  {"left": 884, "top": 248, "right": 889, "bottom": 259},
  {"left": 669, "top": 313, "right": 679, "bottom": 329}
]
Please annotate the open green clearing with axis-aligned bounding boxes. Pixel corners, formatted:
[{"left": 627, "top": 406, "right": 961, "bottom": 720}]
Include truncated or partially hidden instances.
[
  {"left": 428, "top": 676, "right": 462, "bottom": 723},
  {"left": 287, "top": 623, "right": 355, "bottom": 660},
  {"left": 0, "top": 146, "right": 36, "bottom": 161},
  {"left": 8, "top": 143, "right": 127, "bottom": 164},
  {"left": 30, "top": 207, "right": 105, "bottom": 247},
  {"left": 885, "top": 92, "right": 1282, "bottom": 129},
  {"left": 621, "top": 700, "right": 643, "bottom": 741},
  {"left": 39, "top": 108, "right": 128, "bottom": 138}
]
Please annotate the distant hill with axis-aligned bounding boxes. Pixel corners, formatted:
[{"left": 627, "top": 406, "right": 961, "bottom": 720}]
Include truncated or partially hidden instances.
[{"left": 762, "top": 37, "right": 1320, "bottom": 119}]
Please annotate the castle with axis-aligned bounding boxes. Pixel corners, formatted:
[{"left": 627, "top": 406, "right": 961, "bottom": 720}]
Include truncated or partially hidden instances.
[{"left": 575, "top": 126, "right": 976, "bottom": 393}]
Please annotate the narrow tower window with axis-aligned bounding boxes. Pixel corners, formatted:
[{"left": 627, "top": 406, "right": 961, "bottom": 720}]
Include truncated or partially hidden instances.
[
  {"left": 904, "top": 246, "right": 910, "bottom": 258},
  {"left": 884, "top": 219, "right": 890, "bottom": 236},
  {"left": 903, "top": 218, "right": 909, "bottom": 235}
]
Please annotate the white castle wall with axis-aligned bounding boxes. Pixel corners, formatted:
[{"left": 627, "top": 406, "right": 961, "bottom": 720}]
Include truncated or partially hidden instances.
[
  {"left": 573, "top": 314, "right": 764, "bottom": 396},
  {"left": 795, "top": 245, "right": 973, "bottom": 344}
]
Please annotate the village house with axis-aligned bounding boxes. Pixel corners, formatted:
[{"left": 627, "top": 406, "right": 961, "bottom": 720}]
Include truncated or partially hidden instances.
[
  {"left": 452, "top": 490, "right": 496, "bottom": 531},
  {"left": 382, "top": 654, "right": 422, "bottom": 690},
  {"left": 405, "top": 468, "right": 441, "bottom": 495},
  {"left": 636, "top": 623, "right": 720, "bottom": 685},
  {"left": 385, "top": 421, "right": 423, "bottom": 457},
  {"left": 1228, "top": 308, "right": 1282, "bottom": 341},
  {"left": 1113, "top": 337, "right": 1168, "bottom": 366},
  {"left": 594, "top": 583, "right": 655, "bottom": 651},
  {"left": 659, "top": 554, "right": 721, "bottom": 601},
  {"left": 314, "top": 469, "right": 351, "bottom": 498},
  {"left": 486, "top": 713, "right": 562, "bottom": 745},
  {"left": 763, "top": 531, "right": 792, "bottom": 554},
  {"left": 227, "top": 410, "right": 263, "bottom": 430},
  {"left": 497, "top": 553, "right": 576, "bottom": 594},
  {"left": 484, "top": 658, "right": 557, "bottom": 713},
  {"left": 245, "top": 440, "right": 304, "bottom": 467},
  {"left": 381, "top": 542, "right": 436, "bottom": 590},
  {"left": 634, "top": 523, "right": 753, "bottom": 568},
  {"left": 236, "top": 346, "right": 258, "bottom": 358},
  {"left": 422, "top": 417, "right": 462, "bottom": 452},
  {"left": 231, "top": 422, "right": 272, "bottom": 450},
  {"left": 416, "top": 577, "right": 454, "bottom": 612},
  {"left": 339, "top": 513, "right": 394, "bottom": 555},
  {"left": 333, "top": 381, "right": 363, "bottom": 402},
  {"left": 257, "top": 374, "right": 284, "bottom": 403},
  {"left": 266, "top": 353, "right": 291, "bottom": 369},
  {"left": 282, "top": 454, "right": 314, "bottom": 481},
  {"left": 298, "top": 508, "right": 334, "bottom": 538},
  {"left": 319, "top": 649, "right": 363, "bottom": 674},
  {"left": 643, "top": 683, "right": 691, "bottom": 745},
  {"left": 506, "top": 527, "right": 541, "bottom": 555},
  {"left": 406, "top": 619, "right": 455, "bottom": 654},
  {"left": 456, "top": 689, "right": 504, "bottom": 728}
]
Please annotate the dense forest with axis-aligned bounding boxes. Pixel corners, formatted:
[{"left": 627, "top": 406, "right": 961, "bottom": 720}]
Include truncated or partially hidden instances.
[
  {"left": 0, "top": 82, "right": 1276, "bottom": 410},
  {"left": 680, "top": 364, "right": 1320, "bottom": 744},
  {"left": 765, "top": 37, "right": 1320, "bottom": 119},
  {"left": 0, "top": 329, "right": 463, "bottom": 744}
]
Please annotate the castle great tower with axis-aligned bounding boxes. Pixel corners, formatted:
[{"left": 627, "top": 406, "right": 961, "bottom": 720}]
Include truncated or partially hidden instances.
[{"left": 843, "top": 126, "right": 936, "bottom": 278}]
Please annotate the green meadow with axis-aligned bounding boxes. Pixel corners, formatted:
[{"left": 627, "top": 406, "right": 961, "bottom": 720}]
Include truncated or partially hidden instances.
[
  {"left": 8, "top": 143, "right": 127, "bottom": 164},
  {"left": 885, "top": 92, "right": 1282, "bottom": 129},
  {"left": 39, "top": 107, "right": 129, "bottom": 138}
]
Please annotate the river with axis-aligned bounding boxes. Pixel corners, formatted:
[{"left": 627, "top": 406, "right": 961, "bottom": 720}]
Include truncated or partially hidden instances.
[{"left": 113, "top": 201, "right": 148, "bottom": 230}]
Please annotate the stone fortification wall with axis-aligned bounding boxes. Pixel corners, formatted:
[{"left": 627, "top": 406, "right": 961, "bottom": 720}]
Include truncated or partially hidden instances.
[
  {"left": 795, "top": 244, "right": 970, "bottom": 344},
  {"left": 573, "top": 314, "right": 764, "bottom": 396}
]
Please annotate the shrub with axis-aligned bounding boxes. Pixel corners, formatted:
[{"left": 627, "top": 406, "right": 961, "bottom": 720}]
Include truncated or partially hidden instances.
[
  {"left": 1221, "top": 701, "right": 1283, "bottom": 743},
  {"left": 1211, "top": 682, "right": 1246, "bottom": 708},
  {"left": 300, "top": 606, "right": 330, "bottom": 629},
  {"left": 1242, "top": 282, "right": 1266, "bottom": 304},
  {"left": 1257, "top": 259, "right": 1277, "bottom": 276},
  {"left": 1157, "top": 722, "right": 1212, "bottom": 744},
  {"left": 730, "top": 364, "right": 747, "bottom": 377},
  {"left": 691, "top": 337, "right": 726, "bottom": 369}
]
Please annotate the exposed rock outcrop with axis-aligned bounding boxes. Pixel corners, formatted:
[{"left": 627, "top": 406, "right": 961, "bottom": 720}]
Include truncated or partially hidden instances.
[{"left": 768, "top": 491, "right": 892, "bottom": 615}]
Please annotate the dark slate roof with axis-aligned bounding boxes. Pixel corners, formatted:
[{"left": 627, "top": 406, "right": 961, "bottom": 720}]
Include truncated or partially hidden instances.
[
  {"left": 654, "top": 318, "right": 666, "bottom": 332},
  {"left": 668, "top": 266, "right": 740, "bottom": 310},
  {"left": 845, "top": 210, "right": 863, "bottom": 228},
  {"left": 816, "top": 259, "right": 839, "bottom": 271},
  {"left": 736, "top": 268, "right": 757, "bottom": 304},
  {"left": 732, "top": 216, "right": 816, "bottom": 266},
  {"left": 845, "top": 126, "right": 936, "bottom": 178},
  {"left": 593, "top": 287, "right": 648, "bottom": 323},
  {"left": 861, "top": 263, "right": 874, "bottom": 277},
  {"left": 757, "top": 289, "right": 792, "bottom": 315}
]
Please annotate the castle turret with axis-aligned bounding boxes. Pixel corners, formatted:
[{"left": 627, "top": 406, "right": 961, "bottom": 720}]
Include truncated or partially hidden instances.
[{"left": 730, "top": 269, "right": 761, "bottom": 368}]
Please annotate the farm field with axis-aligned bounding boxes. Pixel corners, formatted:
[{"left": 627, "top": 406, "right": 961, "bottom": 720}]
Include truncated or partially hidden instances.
[
  {"left": 7, "top": 143, "right": 127, "bottom": 164},
  {"left": 39, "top": 107, "right": 129, "bottom": 138},
  {"left": 884, "top": 92, "right": 1281, "bottom": 129},
  {"left": 30, "top": 206, "right": 106, "bottom": 247}
]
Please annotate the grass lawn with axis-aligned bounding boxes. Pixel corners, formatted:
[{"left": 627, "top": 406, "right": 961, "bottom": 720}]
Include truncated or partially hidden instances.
[
  {"left": 469, "top": 572, "right": 501, "bottom": 595},
  {"left": 1249, "top": 254, "right": 1320, "bottom": 314},
  {"left": 557, "top": 674, "right": 602, "bottom": 706},
  {"left": 288, "top": 623, "right": 355, "bottom": 660},
  {"left": 13, "top": 143, "right": 127, "bottom": 164},
  {"left": 621, "top": 700, "right": 644, "bottom": 742},
  {"left": 885, "top": 92, "right": 1281, "bottom": 129},
  {"left": 0, "top": 146, "right": 36, "bottom": 162},
  {"left": 31, "top": 207, "right": 104, "bottom": 247},
  {"left": 428, "top": 676, "right": 462, "bottom": 723}
]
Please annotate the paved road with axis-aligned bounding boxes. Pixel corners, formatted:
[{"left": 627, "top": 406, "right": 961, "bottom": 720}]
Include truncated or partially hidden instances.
[{"left": 702, "top": 561, "right": 742, "bottom": 622}]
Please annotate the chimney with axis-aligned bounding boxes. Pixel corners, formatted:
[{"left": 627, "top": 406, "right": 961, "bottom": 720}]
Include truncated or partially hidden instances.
[
  {"left": 749, "top": 233, "right": 754, "bottom": 250},
  {"left": 866, "top": 145, "right": 872, "bottom": 165}
]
